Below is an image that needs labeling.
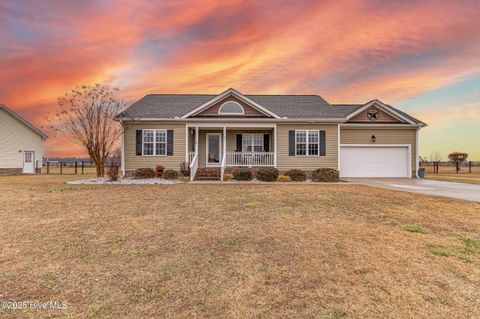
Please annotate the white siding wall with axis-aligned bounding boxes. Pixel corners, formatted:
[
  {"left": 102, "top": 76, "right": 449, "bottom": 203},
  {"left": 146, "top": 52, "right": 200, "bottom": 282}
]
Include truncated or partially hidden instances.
[{"left": 0, "top": 108, "right": 44, "bottom": 169}]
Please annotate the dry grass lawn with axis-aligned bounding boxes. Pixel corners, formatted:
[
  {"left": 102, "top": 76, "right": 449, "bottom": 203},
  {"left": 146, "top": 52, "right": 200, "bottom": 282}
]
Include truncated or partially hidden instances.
[
  {"left": 1, "top": 175, "right": 479, "bottom": 318},
  {"left": 426, "top": 172, "right": 480, "bottom": 185}
]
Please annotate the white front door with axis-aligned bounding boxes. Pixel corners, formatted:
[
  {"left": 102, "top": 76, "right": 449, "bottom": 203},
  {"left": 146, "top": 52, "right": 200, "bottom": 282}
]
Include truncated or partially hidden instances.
[
  {"left": 206, "top": 133, "right": 222, "bottom": 167},
  {"left": 23, "top": 151, "right": 35, "bottom": 173},
  {"left": 340, "top": 145, "right": 410, "bottom": 178}
]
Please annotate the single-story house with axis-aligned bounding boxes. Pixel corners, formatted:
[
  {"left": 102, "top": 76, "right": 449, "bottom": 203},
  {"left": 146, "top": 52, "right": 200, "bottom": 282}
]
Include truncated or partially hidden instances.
[
  {"left": 0, "top": 104, "right": 47, "bottom": 174},
  {"left": 115, "top": 88, "right": 426, "bottom": 180}
]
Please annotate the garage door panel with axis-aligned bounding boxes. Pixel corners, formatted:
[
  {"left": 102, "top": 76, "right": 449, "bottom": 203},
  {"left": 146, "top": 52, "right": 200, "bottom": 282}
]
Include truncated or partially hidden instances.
[{"left": 340, "top": 146, "right": 409, "bottom": 177}]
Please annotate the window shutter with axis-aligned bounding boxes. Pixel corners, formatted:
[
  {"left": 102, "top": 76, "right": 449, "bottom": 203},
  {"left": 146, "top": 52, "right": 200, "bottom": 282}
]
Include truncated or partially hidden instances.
[
  {"left": 167, "top": 130, "right": 174, "bottom": 156},
  {"left": 236, "top": 134, "right": 242, "bottom": 152},
  {"left": 264, "top": 134, "right": 270, "bottom": 152},
  {"left": 319, "top": 130, "right": 326, "bottom": 156},
  {"left": 288, "top": 131, "right": 295, "bottom": 156},
  {"left": 136, "top": 130, "right": 142, "bottom": 156}
]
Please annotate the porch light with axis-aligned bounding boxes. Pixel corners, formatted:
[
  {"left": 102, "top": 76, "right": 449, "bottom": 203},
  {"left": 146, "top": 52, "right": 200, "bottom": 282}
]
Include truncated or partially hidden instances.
[{"left": 371, "top": 134, "right": 376, "bottom": 143}]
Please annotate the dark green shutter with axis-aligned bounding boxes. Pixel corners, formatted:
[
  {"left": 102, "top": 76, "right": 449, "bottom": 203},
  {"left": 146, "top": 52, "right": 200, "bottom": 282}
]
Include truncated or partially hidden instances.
[
  {"left": 264, "top": 134, "right": 270, "bottom": 152},
  {"left": 236, "top": 134, "right": 242, "bottom": 152},
  {"left": 319, "top": 130, "right": 326, "bottom": 156},
  {"left": 136, "top": 130, "right": 142, "bottom": 156},
  {"left": 167, "top": 130, "right": 174, "bottom": 156},
  {"left": 288, "top": 131, "right": 295, "bottom": 156}
]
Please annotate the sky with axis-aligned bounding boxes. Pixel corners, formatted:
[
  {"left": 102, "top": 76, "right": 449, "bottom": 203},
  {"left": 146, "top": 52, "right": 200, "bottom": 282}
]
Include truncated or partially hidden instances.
[{"left": 0, "top": 0, "right": 479, "bottom": 160}]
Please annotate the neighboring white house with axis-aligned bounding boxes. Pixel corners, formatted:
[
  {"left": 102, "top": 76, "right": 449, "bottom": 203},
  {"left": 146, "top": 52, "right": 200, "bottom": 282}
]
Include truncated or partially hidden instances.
[{"left": 0, "top": 104, "right": 47, "bottom": 175}]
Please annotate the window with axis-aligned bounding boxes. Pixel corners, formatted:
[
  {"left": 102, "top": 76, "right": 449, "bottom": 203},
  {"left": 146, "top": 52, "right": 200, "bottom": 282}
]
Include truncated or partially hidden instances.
[
  {"left": 218, "top": 101, "right": 244, "bottom": 115},
  {"left": 143, "top": 129, "right": 167, "bottom": 156},
  {"left": 242, "top": 133, "right": 264, "bottom": 152},
  {"left": 295, "top": 130, "right": 319, "bottom": 156}
]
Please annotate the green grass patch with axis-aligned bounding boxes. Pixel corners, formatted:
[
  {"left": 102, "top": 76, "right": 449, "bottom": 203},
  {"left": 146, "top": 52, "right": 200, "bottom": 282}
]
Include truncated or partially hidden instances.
[
  {"left": 279, "top": 207, "right": 292, "bottom": 213},
  {"left": 427, "top": 236, "right": 480, "bottom": 262},
  {"left": 244, "top": 202, "right": 256, "bottom": 209},
  {"left": 403, "top": 224, "right": 426, "bottom": 233}
]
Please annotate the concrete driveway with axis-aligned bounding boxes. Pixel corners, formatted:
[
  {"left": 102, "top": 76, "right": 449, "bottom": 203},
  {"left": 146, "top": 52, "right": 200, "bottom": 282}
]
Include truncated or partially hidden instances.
[{"left": 347, "top": 178, "right": 480, "bottom": 202}]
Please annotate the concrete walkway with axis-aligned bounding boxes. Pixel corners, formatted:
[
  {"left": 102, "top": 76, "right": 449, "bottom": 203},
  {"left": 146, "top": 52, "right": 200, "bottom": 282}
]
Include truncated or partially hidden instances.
[{"left": 347, "top": 178, "right": 480, "bottom": 202}]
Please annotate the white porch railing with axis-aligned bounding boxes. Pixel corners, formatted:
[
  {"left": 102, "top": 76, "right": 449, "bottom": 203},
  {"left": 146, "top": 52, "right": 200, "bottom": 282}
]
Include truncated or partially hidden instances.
[
  {"left": 225, "top": 152, "right": 275, "bottom": 167},
  {"left": 189, "top": 150, "right": 199, "bottom": 182},
  {"left": 188, "top": 152, "right": 195, "bottom": 164}
]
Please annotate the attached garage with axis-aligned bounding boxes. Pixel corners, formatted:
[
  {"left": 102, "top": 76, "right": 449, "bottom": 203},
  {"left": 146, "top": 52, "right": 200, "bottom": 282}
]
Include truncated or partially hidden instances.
[{"left": 340, "top": 145, "right": 411, "bottom": 178}]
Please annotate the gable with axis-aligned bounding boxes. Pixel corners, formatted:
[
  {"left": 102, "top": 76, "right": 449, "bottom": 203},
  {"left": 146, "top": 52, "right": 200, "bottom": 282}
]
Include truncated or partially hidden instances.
[
  {"left": 193, "top": 95, "right": 269, "bottom": 118},
  {"left": 348, "top": 106, "right": 402, "bottom": 123}
]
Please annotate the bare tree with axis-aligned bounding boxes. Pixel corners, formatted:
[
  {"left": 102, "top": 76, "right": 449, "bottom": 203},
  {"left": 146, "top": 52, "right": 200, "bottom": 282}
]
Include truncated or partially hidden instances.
[
  {"left": 428, "top": 152, "right": 442, "bottom": 162},
  {"left": 48, "top": 84, "right": 125, "bottom": 177}
]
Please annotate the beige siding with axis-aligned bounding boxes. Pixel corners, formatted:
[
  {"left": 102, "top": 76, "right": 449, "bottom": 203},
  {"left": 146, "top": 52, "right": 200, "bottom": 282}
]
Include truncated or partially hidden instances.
[
  {"left": 276, "top": 124, "right": 338, "bottom": 170},
  {"left": 0, "top": 108, "right": 43, "bottom": 169},
  {"left": 340, "top": 127, "right": 418, "bottom": 174},
  {"left": 124, "top": 121, "right": 186, "bottom": 171}
]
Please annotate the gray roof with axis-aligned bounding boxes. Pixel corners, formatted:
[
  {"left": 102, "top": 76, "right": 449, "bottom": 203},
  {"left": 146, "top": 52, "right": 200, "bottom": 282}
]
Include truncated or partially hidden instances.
[
  {"left": 118, "top": 94, "right": 361, "bottom": 119},
  {"left": 117, "top": 94, "right": 424, "bottom": 124}
]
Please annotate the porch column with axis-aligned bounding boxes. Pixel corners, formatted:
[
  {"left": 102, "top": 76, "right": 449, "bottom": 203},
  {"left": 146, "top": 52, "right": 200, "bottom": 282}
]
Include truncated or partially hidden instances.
[
  {"left": 273, "top": 124, "right": 277, "bottom": 167},
  {"left": 223, "top": 127, "right": 226, "bottom": 161},
  {"left": 185, "top": 125, "right": 189, "bottom": 162},
  {"left": 195, "top": 126, "right": 199, "bottom": 153}
]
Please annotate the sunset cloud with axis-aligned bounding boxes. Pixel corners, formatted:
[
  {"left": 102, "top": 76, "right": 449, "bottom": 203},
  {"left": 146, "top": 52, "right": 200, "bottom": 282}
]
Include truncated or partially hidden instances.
[{"left": 0, "top": 0, "right": 479, "bottom": 157}]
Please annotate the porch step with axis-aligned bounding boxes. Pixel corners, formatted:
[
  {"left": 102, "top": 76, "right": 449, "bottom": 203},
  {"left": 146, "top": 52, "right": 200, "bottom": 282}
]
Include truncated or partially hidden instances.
[{"left": 194, "top": 167, "right": 221, "bottom": 181}]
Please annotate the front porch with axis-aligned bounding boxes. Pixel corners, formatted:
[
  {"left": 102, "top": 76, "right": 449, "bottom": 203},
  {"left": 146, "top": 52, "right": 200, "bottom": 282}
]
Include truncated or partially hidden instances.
[{"left": 186, "top": 124, "right": 276, "bottom": 181}]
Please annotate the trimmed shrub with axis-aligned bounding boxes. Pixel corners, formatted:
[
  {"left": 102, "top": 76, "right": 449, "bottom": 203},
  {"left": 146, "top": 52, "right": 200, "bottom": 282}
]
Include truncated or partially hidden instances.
[
  {"left": 232, "top": 168, "right": 253, "bottom": 181},
  {"left": 183, "top": 176, "right": 190, "bottom": 183},
  {"left": 164, "top": 169, "right": 179, "bottom": 180},
  {"left": 284, "top": 169, "right": 307, "bottom": 182},
  {"left": 311, "top": 168, "right": 340, "bottom": 182},
  {"left": 223, "top": 173, "right": 233, "bottom": 181},
  {"left": 155, "top": 165, "right": 165, "bottom": 177},
  {"left": 180, "top": 161, "right": 190, "bottom": 177},
  {"left": 277, "top": 175, "right": 291, "bottom": 182},
  {"left": 107, "top": 165, "right": 120, "bottom": 181},
  {"left": 256, "top": 167, "right": 279, "bottom": 182},
  {"left": 134, "top": 168, "right": 155, "bottom": 179}
]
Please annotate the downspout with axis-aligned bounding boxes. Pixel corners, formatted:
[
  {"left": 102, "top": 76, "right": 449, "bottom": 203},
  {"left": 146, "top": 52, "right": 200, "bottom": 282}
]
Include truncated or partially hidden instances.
[
  {"left": 121, "top": 121, "right": 126, "bottom": 177},
  {"left": 415, "top": 127, "right": 420, "bottom": 178}
]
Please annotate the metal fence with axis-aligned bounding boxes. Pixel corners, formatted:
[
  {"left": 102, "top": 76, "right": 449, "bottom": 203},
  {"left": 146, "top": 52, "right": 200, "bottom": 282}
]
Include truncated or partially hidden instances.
[
  {"left": 43, "top": 161, "right": 96, "bottom": 175},
  {"left": 419, "top": 161, "right": 480, "bottom": 174}
]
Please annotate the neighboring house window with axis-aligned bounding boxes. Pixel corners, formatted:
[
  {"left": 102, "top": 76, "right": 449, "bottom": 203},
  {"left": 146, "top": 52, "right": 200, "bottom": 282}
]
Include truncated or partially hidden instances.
[
  {"left": 218, "top": 101, "right": 244, "bottom": 115},
  {"left": 295, "top": 130, "right": 319, "bottom": 156},
  {"left": 242, "top": 133, "right": 264, "bottom": 152},
  {"left": 143, "top": 129, "right": 167, "bottom": 156}
]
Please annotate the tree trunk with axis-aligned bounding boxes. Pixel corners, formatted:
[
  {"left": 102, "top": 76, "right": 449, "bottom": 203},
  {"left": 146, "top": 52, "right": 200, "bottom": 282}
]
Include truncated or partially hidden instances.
[{"left": 94, "top": 159, "right": 104, "bottom": 177}]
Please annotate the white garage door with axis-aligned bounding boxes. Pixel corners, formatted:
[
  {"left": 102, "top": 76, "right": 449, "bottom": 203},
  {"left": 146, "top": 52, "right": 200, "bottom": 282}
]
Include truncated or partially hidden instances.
[{"left": 340, "top": 146, "right": 410, "bottom": 178}]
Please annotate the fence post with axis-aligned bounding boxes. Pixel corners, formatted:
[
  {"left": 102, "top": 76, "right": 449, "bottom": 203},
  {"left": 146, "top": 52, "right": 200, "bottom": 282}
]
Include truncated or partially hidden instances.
[
  {"left": 60, "top": 162, "right": 63, "bottom": 175},
  {"left": 47, "top": 162, "right": 50, "bottom": 174},
  {"left": 75, "top": 162, "right": 78, "bottom": 175},
  {"left": 456, "top": 161, "right": 460, "bottom": 174},
  {"left": 82, "top": 162, "right": 84, "bottom": 174}
]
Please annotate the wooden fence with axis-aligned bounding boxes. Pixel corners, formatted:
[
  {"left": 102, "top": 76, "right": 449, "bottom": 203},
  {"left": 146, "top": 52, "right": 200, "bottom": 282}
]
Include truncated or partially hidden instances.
[
  {"left": 43, "top": 161, "right": 96, "bottom": 175},
  {"left": 419, "top": 161, "right": 479, "bottom": 174}
]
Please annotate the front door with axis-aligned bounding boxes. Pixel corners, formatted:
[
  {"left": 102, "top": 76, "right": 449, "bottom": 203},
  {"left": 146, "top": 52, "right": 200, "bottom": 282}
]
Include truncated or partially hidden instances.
[
  {"left": 23, "top": 151, "right": 35, "bottom": 173},
  {"left": 206, "top": 133, "right": 222, "bottom": 166}
]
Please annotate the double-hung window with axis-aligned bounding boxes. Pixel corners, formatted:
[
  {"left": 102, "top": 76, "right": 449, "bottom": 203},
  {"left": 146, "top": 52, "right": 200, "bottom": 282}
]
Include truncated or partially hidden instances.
[
  {"left": 242, "top": 133, "right": 264, "bottom": 152},
  {"left": 143, "top": 129, "right": 167, "bottom": 156},
  {"left": 295, "top": 130, "right": 319, "bottom": 156}
]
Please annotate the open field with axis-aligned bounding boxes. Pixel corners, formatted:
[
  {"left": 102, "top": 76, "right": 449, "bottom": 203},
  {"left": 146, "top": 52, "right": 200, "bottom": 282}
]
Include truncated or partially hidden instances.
[
  {"left": 426, "top": 172, "right": 480, "bottom": 185},
  {"left": 1, "top": 175, "right": 479, "bottom": 318}
]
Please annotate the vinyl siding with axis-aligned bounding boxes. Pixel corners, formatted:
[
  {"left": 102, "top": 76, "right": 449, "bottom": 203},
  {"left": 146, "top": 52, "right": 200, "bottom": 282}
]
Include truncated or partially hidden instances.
[
  {"left": 276, "top": 124, "right": 338, "bottom": 170},
  {"left": 124, "top": 121, "right": 185, "bottom": 171},
  {"left": 0, "top": 108, "right": 43, "bottom": 169},
  {"left": 340, "top": 127, "right": 417, "bottom": 174}
]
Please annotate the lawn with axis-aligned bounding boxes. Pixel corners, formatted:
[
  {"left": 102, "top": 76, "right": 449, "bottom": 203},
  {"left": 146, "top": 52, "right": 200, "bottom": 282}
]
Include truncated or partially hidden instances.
[
  {"left": 1, "top": 175, "right": 479, "bottom": 318},
  {"left": 425, "top": 172, "right": 480, "bottom": 185}
]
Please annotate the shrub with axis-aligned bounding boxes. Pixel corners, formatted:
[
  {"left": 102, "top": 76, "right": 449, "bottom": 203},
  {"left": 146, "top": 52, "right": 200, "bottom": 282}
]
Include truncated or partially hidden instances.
[
  {"left": 163, "top": 169, "right": 179, "bottom": 180},
  {"left": 107, "top": 165, "right": 120, "bottom": 181},
  {"left": 232, "top": 168, "right": 253, "bottom": 181},
  {"left": 180, "top": 161, "right": 190, "bottom": 177},
  {"left": 256, "top": 167, "right": 279, "bottom": 182},
  {"left": 134, "top": 168, "right": 155, "bottom": 179},
  {"left": 223, "top": 173, "right": 233, "bottom": 181},
  {"left": 277, "top": 175, "right": 291, "bottom": 182},
  {"left": 311, "top": 168, "right": 340, "bottom": 182},
  {"left": 155, "top": 165, "right": 165, "bottom": 177},
  {"left": 284, "top": 169, "right": 306, "bottom": 182}
]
